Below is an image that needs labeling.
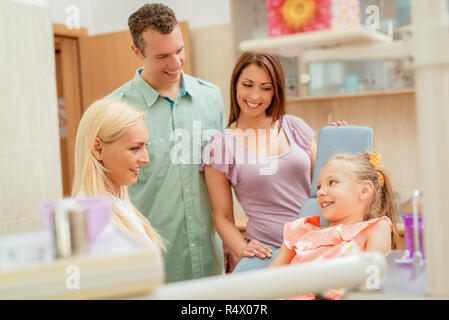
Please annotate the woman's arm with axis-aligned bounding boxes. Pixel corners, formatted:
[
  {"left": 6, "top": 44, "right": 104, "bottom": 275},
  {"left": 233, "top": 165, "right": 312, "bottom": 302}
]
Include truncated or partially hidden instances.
[
  {"left": 365, "top": 220, "right": 392, "bottom": 255},
  {"left": 204, "top": 166, "right": 271, "bottom": 259},
  {"left": 269, "top": 242, "right": 295, "bottom": 267}
]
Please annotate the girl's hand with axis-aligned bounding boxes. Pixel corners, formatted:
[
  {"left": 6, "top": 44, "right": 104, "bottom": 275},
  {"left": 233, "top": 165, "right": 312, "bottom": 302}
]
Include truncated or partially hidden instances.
[
  {"left": 240, "top": 240, "right": 272, "bottom": 259},
  {"left": 331, "top": 121, "right": 348, "bottom": 126}
]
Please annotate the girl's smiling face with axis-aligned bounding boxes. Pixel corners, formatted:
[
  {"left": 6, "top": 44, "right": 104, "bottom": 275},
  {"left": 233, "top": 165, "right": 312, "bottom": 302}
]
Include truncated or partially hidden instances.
[
  {"left": 316, "top": 160, "right": 369, "bottom": 225},
  {"left": 236, "top": 64, "right": 274, "bottom": 120},
  {"left": 95, "top": 119, "right": 150, "bottom": 195}
]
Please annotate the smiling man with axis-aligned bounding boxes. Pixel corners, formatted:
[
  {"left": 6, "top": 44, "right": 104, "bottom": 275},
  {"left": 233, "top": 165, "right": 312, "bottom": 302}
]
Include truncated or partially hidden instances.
[{"left": 108, "top": 3, "right": 226, "bottom": 283}]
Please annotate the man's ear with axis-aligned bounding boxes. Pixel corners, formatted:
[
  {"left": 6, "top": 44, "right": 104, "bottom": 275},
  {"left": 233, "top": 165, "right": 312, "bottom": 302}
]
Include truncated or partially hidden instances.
[
  {"left": 91, "top": 137, "right": 104, "bottom": 161},
  {"left": 131, "top": 44, "right": 145, "bottom": 61},
  {"left": 360, "top": 180, "right": 374, "bottom": 201}
]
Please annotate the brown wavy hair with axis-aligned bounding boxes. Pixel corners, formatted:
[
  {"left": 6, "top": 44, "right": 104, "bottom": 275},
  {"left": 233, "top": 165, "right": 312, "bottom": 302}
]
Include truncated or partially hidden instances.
[
  {"left": 128, "top": 3, "right": 177, "bottom": 54},
  {"left": 325, "top": 152, "right": 400, "bottom": 249},
  {"left": 229, "top": 52, "right": 286, "bottom": 130}
]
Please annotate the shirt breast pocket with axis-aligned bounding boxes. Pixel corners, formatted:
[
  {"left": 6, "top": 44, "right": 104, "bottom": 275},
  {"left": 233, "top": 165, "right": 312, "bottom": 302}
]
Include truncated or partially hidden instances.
[
  {"left": 149, "top": 134, "right": 171, "bottom": 158},
  {"left": 139, "top": 134, "right": 170, "bottom": 179}
]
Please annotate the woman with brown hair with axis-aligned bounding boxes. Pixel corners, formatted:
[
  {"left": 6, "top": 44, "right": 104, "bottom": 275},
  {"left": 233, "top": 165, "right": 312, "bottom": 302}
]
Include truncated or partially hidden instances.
[{"left": 201, "top": 51, "right": 319, "bottom": 273}]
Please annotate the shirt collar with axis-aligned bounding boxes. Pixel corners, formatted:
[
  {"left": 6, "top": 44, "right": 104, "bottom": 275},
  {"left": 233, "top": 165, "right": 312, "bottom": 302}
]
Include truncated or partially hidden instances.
[
  {"left": 134, "top": 68, "right": 192, "bottom": 108},
  {"left": 182, "top": 73, "right": 200, "bottom": 97},
  {"left": 180, "top": 74, "right": 187, "bottom": 96}
]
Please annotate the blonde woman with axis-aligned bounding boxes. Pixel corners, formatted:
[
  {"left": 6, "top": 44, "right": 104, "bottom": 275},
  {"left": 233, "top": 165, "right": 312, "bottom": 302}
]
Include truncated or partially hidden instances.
[{"left": 72, "top": 98, "right": 164, "bottom": 249}]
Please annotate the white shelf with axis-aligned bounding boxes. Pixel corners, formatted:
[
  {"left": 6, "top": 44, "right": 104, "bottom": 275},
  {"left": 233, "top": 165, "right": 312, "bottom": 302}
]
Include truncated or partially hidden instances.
[{"left": 239, "top": 27, "right": 392, "bottom": 58}]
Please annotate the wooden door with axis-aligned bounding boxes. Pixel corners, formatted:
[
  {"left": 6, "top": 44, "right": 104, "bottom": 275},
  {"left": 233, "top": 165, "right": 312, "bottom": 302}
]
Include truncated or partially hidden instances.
[{"left": 54, "top": 36, "right": 83, "bottom": 196}]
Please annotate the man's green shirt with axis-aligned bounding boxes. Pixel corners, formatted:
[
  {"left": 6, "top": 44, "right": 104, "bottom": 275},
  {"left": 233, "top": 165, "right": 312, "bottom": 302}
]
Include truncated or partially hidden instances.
[{"left": 109, "top": 69, "right": 225, "bottom": 283}]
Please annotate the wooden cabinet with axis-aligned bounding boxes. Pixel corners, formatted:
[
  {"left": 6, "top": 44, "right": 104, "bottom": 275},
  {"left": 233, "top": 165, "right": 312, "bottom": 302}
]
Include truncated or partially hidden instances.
[{"left": 77, "top": 30, "right": 143, "bottom": 109}]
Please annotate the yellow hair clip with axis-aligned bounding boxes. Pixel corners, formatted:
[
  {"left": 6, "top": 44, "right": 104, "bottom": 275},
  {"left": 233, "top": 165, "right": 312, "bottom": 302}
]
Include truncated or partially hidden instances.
[
  {"left": 369, "top": 152, "right": 384, "bottom": 186},
  {"left": 369, "top": 152, "right": 380, "bottom": 168}
]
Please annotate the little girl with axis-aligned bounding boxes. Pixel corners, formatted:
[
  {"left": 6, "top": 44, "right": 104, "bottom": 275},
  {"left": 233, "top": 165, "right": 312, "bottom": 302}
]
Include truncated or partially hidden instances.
[
  {"left": 71, "top": 98, "right": 165, "bottom": 249},
  {"left": 270, "top": 151, "right": 399, "bottom": 300}
]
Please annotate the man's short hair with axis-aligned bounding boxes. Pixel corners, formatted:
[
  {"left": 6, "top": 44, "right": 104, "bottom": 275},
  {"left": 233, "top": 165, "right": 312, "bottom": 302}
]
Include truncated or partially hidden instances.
[{"left": 128, "top": 3, "right": 178, "bottom": 53}]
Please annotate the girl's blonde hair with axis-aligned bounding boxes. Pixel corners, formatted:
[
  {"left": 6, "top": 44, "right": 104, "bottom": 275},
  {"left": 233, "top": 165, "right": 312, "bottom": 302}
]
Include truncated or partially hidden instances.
[
  {"left": 325, "top": 152, "right": 399, "bottom": 249},
  {"left": 71, "top": 98, "right": 165, "bottom": 249}
]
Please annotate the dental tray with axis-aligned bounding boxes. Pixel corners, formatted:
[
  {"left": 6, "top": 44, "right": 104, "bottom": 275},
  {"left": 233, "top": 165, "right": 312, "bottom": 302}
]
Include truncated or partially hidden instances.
[{"left": 0, "top": 226, "right": 163, "bottom": 299}]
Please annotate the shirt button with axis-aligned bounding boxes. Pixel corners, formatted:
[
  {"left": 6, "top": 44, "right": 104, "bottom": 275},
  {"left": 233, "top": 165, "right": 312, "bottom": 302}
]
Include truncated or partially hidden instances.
[
  {"left": 191, "top": 243, "right": 195, "bottom": 248},
  {"left": 185, "top": 188, "right": 189, "bottom": 193}
]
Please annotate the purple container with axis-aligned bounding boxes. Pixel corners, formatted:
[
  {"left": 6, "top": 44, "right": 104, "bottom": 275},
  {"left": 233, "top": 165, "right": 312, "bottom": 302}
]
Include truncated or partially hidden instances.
[
  {"left": 402, "top": 212, "right": 425, "bottom": 259},
  {"left": 41, "top": 197, "right": 113, "bottom": 243}
]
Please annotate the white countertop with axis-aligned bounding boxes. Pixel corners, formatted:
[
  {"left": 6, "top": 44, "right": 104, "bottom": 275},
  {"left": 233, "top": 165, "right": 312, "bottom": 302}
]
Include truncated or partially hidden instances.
[{"left": 0, "top": 226, "right": 164, "bottom": 299}]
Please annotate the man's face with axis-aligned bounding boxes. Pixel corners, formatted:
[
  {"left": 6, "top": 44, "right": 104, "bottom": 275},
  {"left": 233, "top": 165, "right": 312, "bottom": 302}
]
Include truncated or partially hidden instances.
[{"left": 136, "top": 25, "right": 185, "bottom": 86}]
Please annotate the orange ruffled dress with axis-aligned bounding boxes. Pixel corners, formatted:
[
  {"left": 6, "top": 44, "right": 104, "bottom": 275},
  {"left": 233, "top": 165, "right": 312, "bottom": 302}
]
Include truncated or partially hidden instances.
[{"left": 283, "top": 215, "right": 392, "bottom": 300}]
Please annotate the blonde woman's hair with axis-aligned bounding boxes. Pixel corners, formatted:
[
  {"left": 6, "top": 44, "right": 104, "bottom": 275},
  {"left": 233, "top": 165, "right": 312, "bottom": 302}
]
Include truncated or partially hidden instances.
[
  {"left": 324, "top": 152, "right": 399, "bottom": 249},
  {"left": 71, "top": 98, "right": 165, "bottom": 249}
]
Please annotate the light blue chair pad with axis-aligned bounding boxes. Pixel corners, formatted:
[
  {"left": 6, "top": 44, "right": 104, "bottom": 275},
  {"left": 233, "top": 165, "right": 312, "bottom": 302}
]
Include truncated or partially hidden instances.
[
  {"left": 232, "top": 246, "right": 280, "bottom": 273},
  {"left": 310, "top": 126, "right": 373, "bottom": 198}
]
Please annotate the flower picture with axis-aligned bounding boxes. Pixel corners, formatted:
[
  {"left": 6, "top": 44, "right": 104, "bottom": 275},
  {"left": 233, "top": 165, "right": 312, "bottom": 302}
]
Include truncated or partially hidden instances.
[{"left": 267, "top": 0, "right": 360, "bottom": 37}]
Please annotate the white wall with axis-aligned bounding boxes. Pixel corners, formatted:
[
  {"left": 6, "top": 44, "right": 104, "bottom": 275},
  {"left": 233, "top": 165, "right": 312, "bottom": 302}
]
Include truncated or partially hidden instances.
[
  {"left": 47, "top": 0, "right": 230, "bottom": 35},
  {"left": 47, "top": 0, "right": 94, "bottom": 34},
  {"left": 88, "top": 0, "right": 143, "bottom": 35},
  {"left": 1, "top": 0, "right": 62, "bottom": 234},
  {"left": 163, "top": 0, "right": 230, "bottom": 29},
  {"left": 9, "top": 0, "right": 48, "bottom": 7}
]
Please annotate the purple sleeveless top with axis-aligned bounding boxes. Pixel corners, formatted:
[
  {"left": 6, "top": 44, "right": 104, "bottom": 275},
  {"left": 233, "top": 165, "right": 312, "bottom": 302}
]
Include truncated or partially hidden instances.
[{"left": 200, "top": 115, "right": 315, "bottom": 247}]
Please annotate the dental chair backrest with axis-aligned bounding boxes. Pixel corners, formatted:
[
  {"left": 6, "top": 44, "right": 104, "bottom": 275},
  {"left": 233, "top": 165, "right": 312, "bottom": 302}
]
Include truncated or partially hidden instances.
[{"left": 299, "top": 126, "right": 373, "bottom": 226}]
